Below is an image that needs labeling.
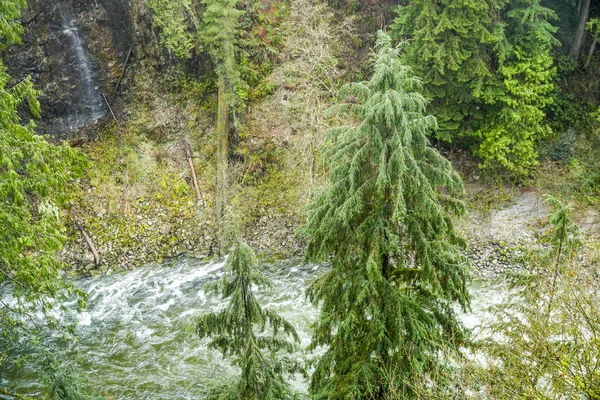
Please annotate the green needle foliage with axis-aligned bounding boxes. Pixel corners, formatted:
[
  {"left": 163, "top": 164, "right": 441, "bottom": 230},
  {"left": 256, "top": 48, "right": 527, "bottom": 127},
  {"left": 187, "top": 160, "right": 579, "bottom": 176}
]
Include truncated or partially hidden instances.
[
  {"left": 475, "top": 0, "right": 558, "bottom": 176},
  {"left": 200, "top": 0, "right": 245, "bottom": 94},
  {"left": 395, "top": 0, "right": 559, "bottom": 177},
  {"left": 0, "top": 0, "right": 87, "bottom": 336},
  {"left": 393, "top": 0, "right": 498, "bottom": 142},
  {"left": 195, "top": 240, "right": 301, "bottom": 399},
  {"left": 304, "top": 31, "right": 470, "bottom": 399},
  {"left": 147, "top": 0, "right": 199, "bottom": 59}
]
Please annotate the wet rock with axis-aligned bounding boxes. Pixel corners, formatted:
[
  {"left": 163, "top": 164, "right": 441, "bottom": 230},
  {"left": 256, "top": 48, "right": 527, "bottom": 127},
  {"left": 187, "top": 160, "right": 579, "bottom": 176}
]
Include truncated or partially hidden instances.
[{"left": 95, "top": 6, "right": 109, "bottom": 21}]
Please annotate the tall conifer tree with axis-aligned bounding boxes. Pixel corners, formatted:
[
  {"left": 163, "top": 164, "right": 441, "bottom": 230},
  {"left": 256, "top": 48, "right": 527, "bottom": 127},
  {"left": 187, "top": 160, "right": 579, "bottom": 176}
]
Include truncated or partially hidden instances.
[
  {"left": 304, "top": 31, "right": 469, "bottom": 399},
  {"left": 200, "top": 0, "right": 245, "bottom": 250},
  {"left": 394, "top": 0, "right": 498, "bottom": 141},
  {"left": 148, "top": 0, "right": 245, "bottom": 250},
  {"left": 475, "top": 0, "right": 558, "bottom": 176},
  {"left": 196, "top": 240, "right": 301, "bottom": 399},
  {"left": 395, "top": 0, "right": 559, "bottom": 177}
]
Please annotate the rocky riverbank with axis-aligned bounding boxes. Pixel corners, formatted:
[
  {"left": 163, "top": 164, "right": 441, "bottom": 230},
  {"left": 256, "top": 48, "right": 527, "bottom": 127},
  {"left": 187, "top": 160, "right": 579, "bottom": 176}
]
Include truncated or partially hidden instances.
[{"left": 64, "top": 178, "right": 593, "bottom": 280}]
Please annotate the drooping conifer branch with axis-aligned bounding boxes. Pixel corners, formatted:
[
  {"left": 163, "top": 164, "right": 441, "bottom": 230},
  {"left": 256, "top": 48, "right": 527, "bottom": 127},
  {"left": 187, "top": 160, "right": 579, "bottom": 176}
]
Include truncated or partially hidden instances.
[
  {"left": 195, "top": 240, "right": 301, "bottom": 399},
  {"left": 304, "top": 31, "right": 470, "bottom": 399}
]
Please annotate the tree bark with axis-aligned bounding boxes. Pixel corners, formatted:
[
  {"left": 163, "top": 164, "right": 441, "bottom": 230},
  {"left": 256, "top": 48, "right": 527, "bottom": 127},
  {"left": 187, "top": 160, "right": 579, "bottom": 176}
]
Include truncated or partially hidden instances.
[
  {"left": 183, "top": 140, "right": 202, "bottom": 203},
  {"left": 583, "top": 27, "right": 599, "bottom": 69},
  {"left": 570, "top": 0, "right": 591, "bottom": 61},
  {"left": 71, "top": 213, "right": 100, "bottom": 267},
  {"left": 215, "top": 74, "right": 229, "bottom": 253}
]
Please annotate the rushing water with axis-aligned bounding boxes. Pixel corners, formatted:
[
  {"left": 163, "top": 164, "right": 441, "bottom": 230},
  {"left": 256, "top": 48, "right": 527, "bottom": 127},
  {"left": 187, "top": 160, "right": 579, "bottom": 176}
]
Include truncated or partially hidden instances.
[{"left": 1, "top": 257, "right": 506, "bottom": 399}]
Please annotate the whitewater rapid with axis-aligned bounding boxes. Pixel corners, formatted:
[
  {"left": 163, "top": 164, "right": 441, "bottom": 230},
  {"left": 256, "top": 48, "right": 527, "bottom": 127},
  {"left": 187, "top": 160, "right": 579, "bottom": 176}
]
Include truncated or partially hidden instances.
[{"left": 1, "top": 257, "right": 505, "bottom": 399}]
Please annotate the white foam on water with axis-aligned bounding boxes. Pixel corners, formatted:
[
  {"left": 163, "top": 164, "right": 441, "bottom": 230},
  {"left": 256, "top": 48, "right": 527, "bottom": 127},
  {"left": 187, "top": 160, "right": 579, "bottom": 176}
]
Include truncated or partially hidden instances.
[{"left": 4, "top": 257, "right": 510, "bottom": 399}]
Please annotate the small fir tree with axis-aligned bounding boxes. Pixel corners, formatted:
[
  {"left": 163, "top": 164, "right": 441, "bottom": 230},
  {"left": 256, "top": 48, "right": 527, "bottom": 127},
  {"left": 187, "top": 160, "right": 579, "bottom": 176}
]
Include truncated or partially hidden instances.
[
  {"left": 195, "top": 240, "right": 301, "bottom": 399},
  {"left": 543, "top": 194, "right": 580, "bottom": 315},
  {"left": 304, "top": 31, "right": 470, "bottom": 399}
]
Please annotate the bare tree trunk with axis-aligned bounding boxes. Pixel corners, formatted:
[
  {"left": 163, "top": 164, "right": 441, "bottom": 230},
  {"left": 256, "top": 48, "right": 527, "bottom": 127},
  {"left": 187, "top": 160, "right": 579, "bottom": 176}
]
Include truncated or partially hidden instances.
[
  {"left": 570, "top": 0, "right": 591, "bottom": 61},
  {"left": 183, "top": 140, "right": 202, "bottom": 204},
  {"left": 71, "top": 213, "right": 100, "bottom": 267},
  {"left": 215, "top": 74, "right": 229, "bottom": 253},
  {"left": 583, "top": 28, "right": 599, "bottom": 69}
]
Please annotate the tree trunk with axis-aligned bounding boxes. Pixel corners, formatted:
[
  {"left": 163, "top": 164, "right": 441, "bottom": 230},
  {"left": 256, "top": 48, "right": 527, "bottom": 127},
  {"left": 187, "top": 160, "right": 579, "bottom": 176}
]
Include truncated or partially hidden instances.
[
  {"left": 215, "top": 74, "right": 229, "bottom": 253},
  {"left": 583, "top": 28, "right": 599, "bottom": 69},
  {"left": 570, "top": 0, "right": 591, "bottom": 61},
  {"left": 183, "top": 140, "right": 202, "bottom": 204}
]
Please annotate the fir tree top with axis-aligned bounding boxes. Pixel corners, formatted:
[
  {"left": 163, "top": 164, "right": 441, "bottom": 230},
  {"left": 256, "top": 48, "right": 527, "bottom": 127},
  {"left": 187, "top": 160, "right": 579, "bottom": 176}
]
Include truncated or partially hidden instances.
[
  {"left": 306, "top": 31, "right": 468, "bottom": 304},
  {"left": 200, "top": 0, "right": 244, "bottom": 89}
]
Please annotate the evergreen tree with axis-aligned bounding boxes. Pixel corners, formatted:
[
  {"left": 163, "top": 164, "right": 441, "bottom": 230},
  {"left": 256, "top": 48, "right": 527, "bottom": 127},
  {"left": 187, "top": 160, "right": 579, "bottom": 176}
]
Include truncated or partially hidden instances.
[
  {"left": 200, "top": 0, "right": 245, "bottom": 250},
  {"left": 395, "top": 0, "right": 559, "bottom": 177},
  {"left": 0, "top": 0, "right": 87, "bottom": 335},
  {"left": 200, "top": 0, "right": 245, "bottom": 94},
  {"left": 304, "top": 31, "right": 470, "bottom": 399},
  {"left": 393, "top": 0, "right": 499, "bottom": 141},
  {"left": 475, "top": 0, "right": 559, "bottom": 176},
  {"left": 147, "top": 0, "right": 246, "bottom": 251},
  {"left": 195, "top": 240, "right": 301, "bottom": 399}
]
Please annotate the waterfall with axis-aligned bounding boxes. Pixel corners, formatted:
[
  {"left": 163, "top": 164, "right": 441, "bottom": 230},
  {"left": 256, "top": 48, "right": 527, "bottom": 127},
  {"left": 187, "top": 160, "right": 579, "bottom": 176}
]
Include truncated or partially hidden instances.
[{"left": 57, "top": 1, "right": 105, "bottom": 131}]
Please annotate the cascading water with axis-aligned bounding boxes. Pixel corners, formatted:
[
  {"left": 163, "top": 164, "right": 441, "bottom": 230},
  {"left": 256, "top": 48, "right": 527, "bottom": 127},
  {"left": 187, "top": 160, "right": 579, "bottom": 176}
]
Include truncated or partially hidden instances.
[
  {"left": 1, "top": 258, "right": 321, "bottom": 399},
  {"left": 56, "top": 1, "right": 105, "bottom": 131},
  {"left": 0, "top": 258, "right": 506, "bottom": 399}
]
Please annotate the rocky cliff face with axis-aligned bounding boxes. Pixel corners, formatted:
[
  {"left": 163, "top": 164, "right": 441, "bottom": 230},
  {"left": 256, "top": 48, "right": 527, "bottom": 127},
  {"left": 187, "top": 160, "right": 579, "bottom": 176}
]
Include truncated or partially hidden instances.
[{"left": 5, "top": 0, "right": 153, "bottom": 137}]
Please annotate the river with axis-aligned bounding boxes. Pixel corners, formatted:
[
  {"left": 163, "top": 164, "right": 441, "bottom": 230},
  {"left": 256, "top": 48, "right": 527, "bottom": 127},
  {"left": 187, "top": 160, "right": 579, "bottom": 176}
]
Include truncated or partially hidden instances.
[{"left": 0, "top": 257, "right": 507, "bottom": 399}]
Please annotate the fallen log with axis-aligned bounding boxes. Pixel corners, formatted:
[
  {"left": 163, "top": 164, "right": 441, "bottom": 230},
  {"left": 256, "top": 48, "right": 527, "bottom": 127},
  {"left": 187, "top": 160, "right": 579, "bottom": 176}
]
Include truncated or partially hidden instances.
[
  {"left": 102, "top": 93, "right": 119, "bottom": 126},
  {"left": 111, "top": 46, "right": 133, "bottom": 101},
  {"left": 71, "top": 212, "right": 100, "bottom": 267},
  {"left": 183, "top": 140, "right": 202, "bottom": 204}
]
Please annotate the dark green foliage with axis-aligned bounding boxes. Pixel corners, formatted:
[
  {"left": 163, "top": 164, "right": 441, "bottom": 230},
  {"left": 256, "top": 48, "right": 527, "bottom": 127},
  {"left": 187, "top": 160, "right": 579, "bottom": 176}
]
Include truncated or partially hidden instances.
[
  {"left": 395, "top": 0, "right": 559, "bottom": 177},
  {"left": 475, "top": 0, "right": 558, "bottom": 176},
  {"left": 200, "top": 0, "right": 245, "bottom": 93},
  {"left": 195, "top": 240, "right": 301, "bottom": 399},
  {"left": 304, "top": 31, "right": 469, "bottom": 399},
  {"left": 147, "top": 0, "right": 199, "bottom": 59},
  {"left": 0, "top": 0, "right": 88, "bottom": 336},
  {"left": 547, "top": 128, "right": 576, "bottom": 162},
  {"left": 393, "top": 0, "right": 497, "bottom": 142}
]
